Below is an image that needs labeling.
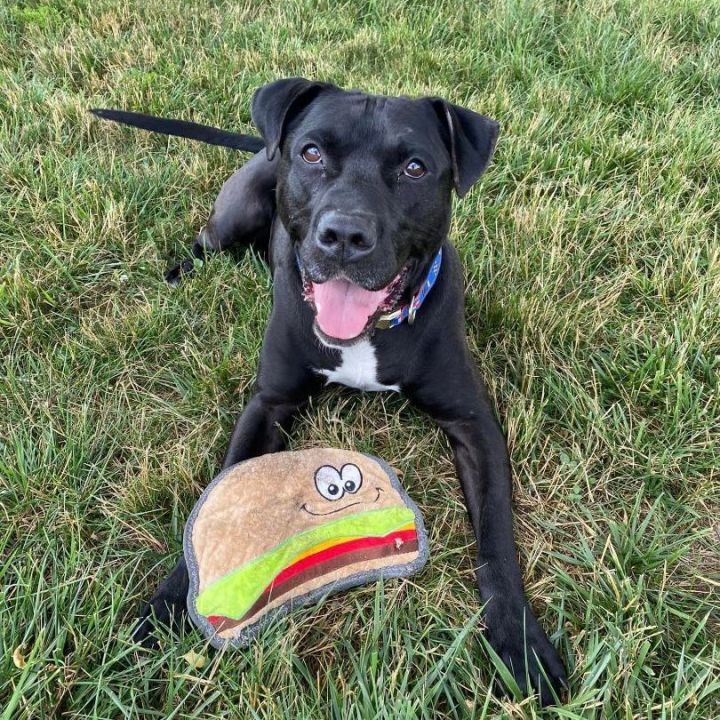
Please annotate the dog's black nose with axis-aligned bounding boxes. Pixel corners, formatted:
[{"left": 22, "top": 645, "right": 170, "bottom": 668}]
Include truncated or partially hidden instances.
[{"left": 316, "top": 212, "right": 376, "bottom": 262}]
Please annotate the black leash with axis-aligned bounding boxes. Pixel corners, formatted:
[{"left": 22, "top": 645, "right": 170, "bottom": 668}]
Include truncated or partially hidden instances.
[{"left": 90, "top": 108, "right": 265, "bottom": 153}]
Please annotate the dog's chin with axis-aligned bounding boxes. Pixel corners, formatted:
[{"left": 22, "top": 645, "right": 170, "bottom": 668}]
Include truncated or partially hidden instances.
[{"left": 301, "top": 266, "right": 408, "bottom": 346}]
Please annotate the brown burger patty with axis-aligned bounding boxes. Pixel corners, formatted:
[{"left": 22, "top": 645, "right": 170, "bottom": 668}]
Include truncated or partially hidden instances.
[{"left": 211, "top": 538, "right": 419, "bottom": 632}]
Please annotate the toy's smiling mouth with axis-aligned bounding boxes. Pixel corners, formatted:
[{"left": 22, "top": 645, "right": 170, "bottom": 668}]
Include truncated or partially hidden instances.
[
  {"left": 300, "top": 487, "right": 383, "bottom": 516},
  {"left": 302, "top": 270, "right": 408, "bottom": 344}
]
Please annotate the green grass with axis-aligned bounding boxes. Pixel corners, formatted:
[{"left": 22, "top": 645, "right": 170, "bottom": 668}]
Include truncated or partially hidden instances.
[{"left": 1, "top": 0, "right": 719, "bottom": 717}]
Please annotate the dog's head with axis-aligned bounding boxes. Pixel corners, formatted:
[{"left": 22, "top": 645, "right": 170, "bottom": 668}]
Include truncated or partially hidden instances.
[{"left": 252, "top": 78, "right": 499, "bottom": 344}]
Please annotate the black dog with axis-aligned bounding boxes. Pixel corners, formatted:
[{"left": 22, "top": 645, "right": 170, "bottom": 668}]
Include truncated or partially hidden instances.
[{"left": 100, "top": 78, "right": 567, "bottom": 704}]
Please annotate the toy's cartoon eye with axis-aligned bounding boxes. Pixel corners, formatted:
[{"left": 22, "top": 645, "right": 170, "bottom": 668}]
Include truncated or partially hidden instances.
[
  {"left": 341, "top": 464, "right": 363, "bottom": 494},
  {"left": 314, "top": 465, "right": 345, "bottom": 501}
]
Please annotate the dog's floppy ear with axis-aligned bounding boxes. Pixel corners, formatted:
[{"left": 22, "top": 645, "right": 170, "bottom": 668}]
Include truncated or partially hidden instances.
[
  {"left": 251, "top": 78, "right": 333, "bottom": 160},
  {"left": 430, "top": 99, "right": 499, "bottom": 198}
]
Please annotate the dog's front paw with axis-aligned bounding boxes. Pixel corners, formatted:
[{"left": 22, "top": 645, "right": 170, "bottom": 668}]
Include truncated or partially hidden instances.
[
  {"left": 132, "top": 602, "right": 162, "bottom": 649},
  {"left": 132, "top": 591, "right": 186, "bottom": 649},
  {"left": 483, "top": 600, "right": 567, "bottom": 706},
  {"left": 132, "top": 560, "right": 190, "bottom": 648}
]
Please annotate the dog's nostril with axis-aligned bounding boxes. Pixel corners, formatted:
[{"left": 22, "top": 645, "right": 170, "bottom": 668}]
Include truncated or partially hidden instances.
[
  {"left": 320, "top": 229, "right": 339, "bottom": 245},
  {"left": 349, "top": 233, "right": 368, "bottom": 248}
]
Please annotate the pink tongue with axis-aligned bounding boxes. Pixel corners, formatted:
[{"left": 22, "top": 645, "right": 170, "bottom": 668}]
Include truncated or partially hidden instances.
[{"left": 312, "top": 279, "right": 390, "bottom": 340}]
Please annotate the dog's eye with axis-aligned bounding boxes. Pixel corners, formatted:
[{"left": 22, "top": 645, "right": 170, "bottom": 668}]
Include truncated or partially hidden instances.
[
  {"left": 301, "top": 145, "right": 322, "bottom": 164},
  {"left": 403, "top": 159, "right": 426, "bottom": 179}
]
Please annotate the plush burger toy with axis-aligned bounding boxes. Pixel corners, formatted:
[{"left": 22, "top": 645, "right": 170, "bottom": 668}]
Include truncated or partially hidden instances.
[{"left": 184, "top": 449, "right": 429, "bottom": 647}]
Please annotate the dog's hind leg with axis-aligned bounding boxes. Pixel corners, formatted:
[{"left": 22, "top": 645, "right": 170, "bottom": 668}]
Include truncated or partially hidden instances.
[{"left": 166, "top": 151, "right": 279, "bottom": 285}]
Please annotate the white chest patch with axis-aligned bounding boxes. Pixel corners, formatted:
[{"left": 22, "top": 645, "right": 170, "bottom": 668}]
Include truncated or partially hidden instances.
[{"left": 314, "top": 339, "right": 400, "bottom": 392}]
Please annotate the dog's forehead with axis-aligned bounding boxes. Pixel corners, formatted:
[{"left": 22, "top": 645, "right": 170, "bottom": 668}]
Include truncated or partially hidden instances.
[{"left": 300, "top": 92, "right": 445, "bottom": 147}]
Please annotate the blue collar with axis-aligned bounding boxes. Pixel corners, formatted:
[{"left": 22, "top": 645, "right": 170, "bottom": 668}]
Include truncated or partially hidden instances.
[{"left": 375, "top": 247, "right": 443, "bottom": 329}]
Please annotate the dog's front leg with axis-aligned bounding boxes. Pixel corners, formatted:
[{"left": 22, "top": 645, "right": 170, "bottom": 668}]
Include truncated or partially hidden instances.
[
  {"left": 133, "top": 358, "right": 320, "bottom": 647},
  {"left": 404, "top": 345, "right": 567, "bottom": 705},
  {"left": 221, "top": 389, "right": 314, "bottom": 469}
]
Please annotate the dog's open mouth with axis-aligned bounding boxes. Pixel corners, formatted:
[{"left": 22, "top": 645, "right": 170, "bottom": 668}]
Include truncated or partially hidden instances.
[{"left": 302, "top": 270, "right": 407, "bottom": 343}]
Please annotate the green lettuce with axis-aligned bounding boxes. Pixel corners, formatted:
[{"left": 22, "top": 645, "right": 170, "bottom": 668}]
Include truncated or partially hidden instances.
[{"left": 196, "top": 505, "right": 414, "bottom": 619}]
